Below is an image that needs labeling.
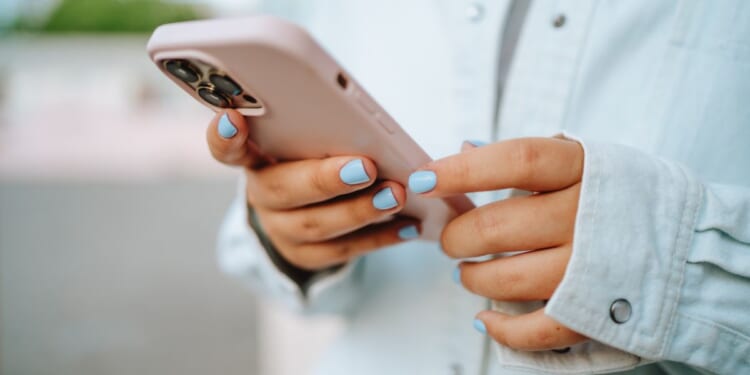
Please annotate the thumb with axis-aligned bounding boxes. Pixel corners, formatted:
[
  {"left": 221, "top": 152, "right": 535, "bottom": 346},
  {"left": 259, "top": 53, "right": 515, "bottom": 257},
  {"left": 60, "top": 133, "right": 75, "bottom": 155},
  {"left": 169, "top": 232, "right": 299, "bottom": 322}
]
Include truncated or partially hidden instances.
[{"left": 207, "top": 109, "right": 274, "bottom": 168}]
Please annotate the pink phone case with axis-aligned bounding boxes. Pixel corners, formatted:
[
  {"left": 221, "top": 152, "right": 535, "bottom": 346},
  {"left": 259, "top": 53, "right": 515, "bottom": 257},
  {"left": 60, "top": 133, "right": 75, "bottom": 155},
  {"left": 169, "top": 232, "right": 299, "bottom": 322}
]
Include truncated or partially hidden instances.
[{"left": 147, "top": 16, "right": 474, "bottom": 240}]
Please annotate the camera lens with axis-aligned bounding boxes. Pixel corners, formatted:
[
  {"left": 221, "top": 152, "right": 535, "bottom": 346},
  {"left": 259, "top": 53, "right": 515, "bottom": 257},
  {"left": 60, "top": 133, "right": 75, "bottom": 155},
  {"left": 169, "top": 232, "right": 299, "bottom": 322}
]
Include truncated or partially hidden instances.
[
  {"left": 165, "top": 60, "right": 200, "bottom": 83},
  {"left": 197, "top": 86, "right": 231, "bottom": 108},
  {"left": 209, "top": 74, "right": 242, "bottom": 96}
]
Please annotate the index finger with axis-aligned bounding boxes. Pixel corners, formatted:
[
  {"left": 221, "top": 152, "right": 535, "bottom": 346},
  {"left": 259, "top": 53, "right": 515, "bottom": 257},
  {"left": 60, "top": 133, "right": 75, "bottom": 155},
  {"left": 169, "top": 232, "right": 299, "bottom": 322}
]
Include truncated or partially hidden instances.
[{"left": 408, "top": 138, "right": 583, "bottom": 196}]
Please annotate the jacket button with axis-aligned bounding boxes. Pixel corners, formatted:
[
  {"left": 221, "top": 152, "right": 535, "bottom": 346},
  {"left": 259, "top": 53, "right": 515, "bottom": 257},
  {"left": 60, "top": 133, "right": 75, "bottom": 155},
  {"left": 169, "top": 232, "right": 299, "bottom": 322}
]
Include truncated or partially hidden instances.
[
  {"left": 465, "top": 3, "right": 484, "bottom": 23},
  {"left": 552, "top": 14, "right": 566, "bottom": 28},
  {"left": 610, "top": 299, "right": 632, "bottom": 324}
]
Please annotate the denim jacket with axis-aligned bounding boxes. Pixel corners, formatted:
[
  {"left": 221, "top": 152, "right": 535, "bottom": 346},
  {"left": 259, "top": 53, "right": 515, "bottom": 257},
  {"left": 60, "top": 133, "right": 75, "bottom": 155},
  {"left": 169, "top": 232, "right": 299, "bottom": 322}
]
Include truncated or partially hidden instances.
[{"left": 217, "top": 1, "right": 750, "bottom": 374}]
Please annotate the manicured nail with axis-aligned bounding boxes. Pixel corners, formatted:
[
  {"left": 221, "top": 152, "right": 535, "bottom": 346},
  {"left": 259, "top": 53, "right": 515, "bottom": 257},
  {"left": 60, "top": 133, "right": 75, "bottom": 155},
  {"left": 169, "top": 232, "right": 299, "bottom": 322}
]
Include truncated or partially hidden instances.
[
  {"left": 466, "top": 140, "right": 488, "bottom": 147},
  {"left": 372, "top": 187, "right": 398, "bottom": 210},
  {"left": 408, "top": 170, "right": 436, "bottom": 194},
  {"left": 473, "top": 319, "right": 487, "bottom": 335},
  {"left": 218, "top": 113, "right": 238, "bottom": 138},
  {"left": 398, "top": 225, "right": 419, "bottom": 240},
  {"left": 339, "top": 159, "right": 370, "bottom": 185},
  {"left": 453, "top": 266, "right": 461, "bottom": 284}
]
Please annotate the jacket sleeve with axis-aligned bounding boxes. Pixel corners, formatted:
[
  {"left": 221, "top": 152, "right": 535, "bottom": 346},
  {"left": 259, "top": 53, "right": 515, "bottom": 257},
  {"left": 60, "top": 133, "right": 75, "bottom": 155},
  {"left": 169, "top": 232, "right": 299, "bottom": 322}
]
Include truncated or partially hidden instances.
[
  {"left": 216, "top": 183, "right": 364, "bottom": 316},
  {"left": 545, "top": 137, "right": 750, "bottom": 375}
]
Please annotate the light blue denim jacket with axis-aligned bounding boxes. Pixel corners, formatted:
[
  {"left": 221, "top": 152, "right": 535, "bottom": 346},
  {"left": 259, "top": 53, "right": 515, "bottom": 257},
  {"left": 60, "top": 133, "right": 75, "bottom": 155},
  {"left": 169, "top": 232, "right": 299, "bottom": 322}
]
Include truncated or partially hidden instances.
[{"left": 217, "top": 1, "right": 750, "bottom": 374}]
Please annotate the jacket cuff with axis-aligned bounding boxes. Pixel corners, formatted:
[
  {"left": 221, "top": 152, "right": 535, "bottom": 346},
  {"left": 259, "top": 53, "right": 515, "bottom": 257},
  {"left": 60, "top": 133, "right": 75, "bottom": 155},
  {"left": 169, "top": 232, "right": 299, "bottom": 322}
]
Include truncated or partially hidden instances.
[
  {"left": 546, "top": 137, "right": 702, "bottom": 359},
  {"left": 491, "top": 300, "right": 648, "bottom": 374}
]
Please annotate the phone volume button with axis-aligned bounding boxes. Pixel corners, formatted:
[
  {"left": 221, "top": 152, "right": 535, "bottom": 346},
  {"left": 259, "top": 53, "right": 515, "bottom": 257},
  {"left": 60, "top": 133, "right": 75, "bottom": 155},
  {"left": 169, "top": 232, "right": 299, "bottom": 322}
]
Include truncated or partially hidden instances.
[
  {"left": 354, "top": 90, "right": 377, "bottom": 114},
  {"left": 354, "top": 89, "right": 394, "bottom": 133},
  {"left": 375, "top": 112, "right": 396, "bottom": 134}
]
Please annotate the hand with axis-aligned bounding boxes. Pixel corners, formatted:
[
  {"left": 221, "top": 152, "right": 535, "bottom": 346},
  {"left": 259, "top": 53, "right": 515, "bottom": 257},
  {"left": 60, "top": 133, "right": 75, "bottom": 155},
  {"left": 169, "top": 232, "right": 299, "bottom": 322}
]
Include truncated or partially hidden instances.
[
  {"left": 409, "top": 138, "right": 587, "bottom": 351},
  {"left": 207, "top": 110, "right": 420, "bottom": 271}
]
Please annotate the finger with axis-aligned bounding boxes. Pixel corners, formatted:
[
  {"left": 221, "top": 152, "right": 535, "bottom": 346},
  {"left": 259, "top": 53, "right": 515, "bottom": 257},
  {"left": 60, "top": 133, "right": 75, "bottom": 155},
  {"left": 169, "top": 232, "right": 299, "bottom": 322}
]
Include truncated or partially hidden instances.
[
  {"left": 246, "top": 156, "right": 378, "bottom": 210},
  {"left": 441, "top": 183, "right": 579, "bottom": 258},
  {"left": 206, "top": 109, "right": 269, "bottom": 167},
  {"left": 409, "top": 137, "right": 583, "bottom": 196},
  {"left": 458, "top": 245, "right": 571, "bottom": 301},
  {"left": 475, "top": 309, "right": 587, "bottom": 351},
  {"left": 261, "top": 181, "right": 406, "bottom": 243},
  {"left": 279, "top": 218, "right": 421, "bottom": 271}
]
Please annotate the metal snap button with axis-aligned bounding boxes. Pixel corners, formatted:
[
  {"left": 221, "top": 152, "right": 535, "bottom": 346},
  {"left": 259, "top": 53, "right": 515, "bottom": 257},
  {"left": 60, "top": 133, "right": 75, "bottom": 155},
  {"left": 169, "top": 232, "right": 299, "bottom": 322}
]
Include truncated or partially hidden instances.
[
  {"left": 553, "top": 14, "right": 566, "bottom": 28},
  {"left": 466, "top": 3, "right": 484, "bottom": 23},
  {"left": 610, "top": 299, "right": 632, "bottom": 324}
]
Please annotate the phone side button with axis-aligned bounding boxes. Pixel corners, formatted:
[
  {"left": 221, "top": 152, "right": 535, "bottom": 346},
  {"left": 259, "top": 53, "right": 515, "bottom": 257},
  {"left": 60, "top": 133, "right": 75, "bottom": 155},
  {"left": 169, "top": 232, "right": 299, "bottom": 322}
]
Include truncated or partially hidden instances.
[
  {"left": 375, "top": 113, "right": 396, "bottom": 134},
  {"left": 355, "top": 90, "right": 377, "bottom": 114}
]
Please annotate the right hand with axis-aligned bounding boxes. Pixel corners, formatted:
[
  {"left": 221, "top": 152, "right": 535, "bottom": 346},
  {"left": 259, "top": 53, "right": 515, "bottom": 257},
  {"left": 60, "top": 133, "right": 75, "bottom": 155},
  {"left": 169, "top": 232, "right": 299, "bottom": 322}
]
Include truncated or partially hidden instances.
[{"left": 206, "top": 110, "right": 421, "bottom": 271}]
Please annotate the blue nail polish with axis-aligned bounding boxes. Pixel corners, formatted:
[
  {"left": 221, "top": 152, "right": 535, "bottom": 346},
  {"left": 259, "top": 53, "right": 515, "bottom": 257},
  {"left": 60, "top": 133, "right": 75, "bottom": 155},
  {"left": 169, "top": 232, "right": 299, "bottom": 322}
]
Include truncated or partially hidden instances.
[
  {"left": 372, "top": 187, "right": 398, "bottom": 210},
  {"left": 473, "top": 319, "right": 487, "bottom": 335},
  {"left": 339, "top": 159, "right": 370, "bottom": 185},
  {"left": 453, "top": 266, "right": 461, "bottom": 284},
  {"left": 408, "top": 170, "right": 436, "bottom": 194},
  {"left": 218, "top": 114, "right": 238, "bottom": 138},
  {"left": 467, "top": 140, "right": 488, "bottom": 147},
  {"left": 398, "top": 225, "right": 419, "bottom": 240}
]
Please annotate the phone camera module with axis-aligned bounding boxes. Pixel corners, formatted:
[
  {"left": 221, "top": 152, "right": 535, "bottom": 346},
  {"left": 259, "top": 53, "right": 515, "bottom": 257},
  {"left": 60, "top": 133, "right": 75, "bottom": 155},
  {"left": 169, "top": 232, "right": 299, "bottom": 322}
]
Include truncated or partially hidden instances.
[
  {"left": 209, "top": 74, "right": 243, "bottom": 96},
  {"left": 243, "top": 94, "right": 258, "bottom": 104},
  {"left": 198, "top": 86, "right": 231, "bottom": 108},
  {"left": 164, "top": 59, "right": 201, "bottom": 84}
]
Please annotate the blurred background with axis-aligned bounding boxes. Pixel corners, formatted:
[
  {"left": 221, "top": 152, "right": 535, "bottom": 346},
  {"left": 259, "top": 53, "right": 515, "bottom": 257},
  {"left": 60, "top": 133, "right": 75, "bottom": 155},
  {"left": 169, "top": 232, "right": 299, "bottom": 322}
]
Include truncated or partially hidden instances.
[{"left": 0, "top": 1, "right": 340, "bottom": 374}]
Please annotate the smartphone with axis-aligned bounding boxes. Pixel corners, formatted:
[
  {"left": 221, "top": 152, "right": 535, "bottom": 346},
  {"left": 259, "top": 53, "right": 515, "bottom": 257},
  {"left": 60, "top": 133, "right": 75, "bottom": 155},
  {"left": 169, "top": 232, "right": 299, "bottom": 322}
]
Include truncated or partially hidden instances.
[{"left": 147, "top": 16, "right": 474, "bottom": 240}]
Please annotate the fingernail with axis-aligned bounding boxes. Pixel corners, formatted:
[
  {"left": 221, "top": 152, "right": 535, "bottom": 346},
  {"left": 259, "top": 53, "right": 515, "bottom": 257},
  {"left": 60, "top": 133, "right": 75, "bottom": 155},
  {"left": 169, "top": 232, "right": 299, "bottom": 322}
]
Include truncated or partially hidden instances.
[
  {"left": 398, "top": 225, "right": 419, "bottom": 240},
  {"left": 339, "top": 159, "right": 370, "bottom": 185},
  {"left": 466, "top": 140, "right": 488, "bottom": 147},
  {"left": 452, "top": 266, "right": 461, "bottom": 284},
  {"left": 408, "top": 170, "right": 436, "bottom": 194},
  {"left": 372, "top": 187, "right": 398, "bottom": 210},
  {"left": 218, "top": 113, "right": 238, "bottom": 139},
  {"left": 473, "top": 319, "right": 487, "bottom": 335}
]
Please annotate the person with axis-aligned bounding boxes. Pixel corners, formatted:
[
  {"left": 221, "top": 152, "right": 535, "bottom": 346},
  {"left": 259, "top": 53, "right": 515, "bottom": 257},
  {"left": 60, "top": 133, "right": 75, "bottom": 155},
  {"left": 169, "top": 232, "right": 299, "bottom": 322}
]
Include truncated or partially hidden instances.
[{"left": 208, "top": 1, "right": 750, "bottom": 374}]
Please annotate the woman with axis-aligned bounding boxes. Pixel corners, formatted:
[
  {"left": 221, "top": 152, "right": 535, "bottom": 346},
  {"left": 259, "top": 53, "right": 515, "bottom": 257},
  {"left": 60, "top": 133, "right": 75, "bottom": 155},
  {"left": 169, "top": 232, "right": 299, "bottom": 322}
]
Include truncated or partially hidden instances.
[{"left": 210, "top": 1, "right": 750, "bottom": 374}]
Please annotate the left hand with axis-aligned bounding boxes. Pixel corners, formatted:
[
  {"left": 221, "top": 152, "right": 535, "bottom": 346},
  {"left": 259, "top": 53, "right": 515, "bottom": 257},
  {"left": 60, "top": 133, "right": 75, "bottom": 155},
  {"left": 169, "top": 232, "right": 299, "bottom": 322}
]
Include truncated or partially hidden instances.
[{"left": 409, "top": 137, "right": 588, "bottom": 351}]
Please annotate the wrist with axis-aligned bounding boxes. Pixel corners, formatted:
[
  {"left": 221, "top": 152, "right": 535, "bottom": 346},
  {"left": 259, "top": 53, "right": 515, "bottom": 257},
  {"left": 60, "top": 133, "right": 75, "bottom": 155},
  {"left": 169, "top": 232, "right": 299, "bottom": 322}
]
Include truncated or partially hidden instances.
[{"left": 246, "top": 203, "right": 343, "bottom": 293}]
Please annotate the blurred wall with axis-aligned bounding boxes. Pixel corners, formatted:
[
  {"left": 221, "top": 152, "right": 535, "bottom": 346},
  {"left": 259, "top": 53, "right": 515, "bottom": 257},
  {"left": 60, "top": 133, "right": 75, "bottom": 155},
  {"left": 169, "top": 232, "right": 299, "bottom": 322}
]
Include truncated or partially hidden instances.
[
  {"left": 0, "top": 33, "right": 263, "bottom": 374},
  {"left": 0, "top": 181, "right": 259, "bottom": 375}
]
